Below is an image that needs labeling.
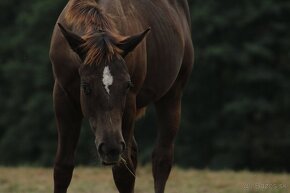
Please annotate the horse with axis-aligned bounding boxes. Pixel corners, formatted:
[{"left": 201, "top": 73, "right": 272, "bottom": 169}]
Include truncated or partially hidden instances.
[{"left": 49, "top": 0, "right": 193, "bottom": 192}]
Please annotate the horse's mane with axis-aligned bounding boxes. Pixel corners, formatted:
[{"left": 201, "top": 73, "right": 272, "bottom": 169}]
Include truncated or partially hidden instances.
[
  {"left": 65, "top": 0, "right": 121, "bottom": 65},
  {"left": 65, "top": 0, "right": 115, "bottom": 32}
]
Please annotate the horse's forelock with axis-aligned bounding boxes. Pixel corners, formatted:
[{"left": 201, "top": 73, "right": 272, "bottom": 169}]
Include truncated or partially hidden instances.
[{"left": 81, "top": 33, "right": 122, "bottom": 65}]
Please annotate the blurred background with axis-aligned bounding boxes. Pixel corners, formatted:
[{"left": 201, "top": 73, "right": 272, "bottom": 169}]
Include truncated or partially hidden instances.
[{"left": 0, "top": 0, "right": 289, "bottom": 172}]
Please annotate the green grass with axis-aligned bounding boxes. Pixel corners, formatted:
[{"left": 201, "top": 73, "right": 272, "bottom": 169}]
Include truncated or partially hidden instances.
[{"left": 0, "top": 166, "right": 289, "bottom": 193}]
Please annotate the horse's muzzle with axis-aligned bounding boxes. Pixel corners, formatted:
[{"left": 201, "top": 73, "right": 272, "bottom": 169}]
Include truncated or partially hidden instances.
[{"left": 97, "top": 141, "right": 126, "bottom": 165}]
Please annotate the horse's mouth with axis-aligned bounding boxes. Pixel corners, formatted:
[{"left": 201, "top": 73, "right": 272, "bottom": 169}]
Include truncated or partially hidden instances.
[
  {"left": 102, "top": 161, "right": 119, "bottom": 166},
  {"left": 99, "top": 154, "right": 122, "bottom": 166}
]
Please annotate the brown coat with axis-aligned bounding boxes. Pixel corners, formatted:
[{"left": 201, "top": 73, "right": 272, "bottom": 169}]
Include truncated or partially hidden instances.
[{"left": 49, "top": 1, "right": 193, "bottom": 193}]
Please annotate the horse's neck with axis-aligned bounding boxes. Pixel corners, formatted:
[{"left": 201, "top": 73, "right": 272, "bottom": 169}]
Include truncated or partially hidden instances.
[
  {"left": 98, "top": 0, "right": 135, "bottom": 31},
  {"left": 66, "top": 0, "right": 145, "bottom": 35}
]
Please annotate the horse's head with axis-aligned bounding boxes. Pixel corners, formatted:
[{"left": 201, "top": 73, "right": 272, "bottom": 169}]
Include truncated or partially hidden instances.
[{"left": 58, "top": 23, "right": 149, "bottom": 165}]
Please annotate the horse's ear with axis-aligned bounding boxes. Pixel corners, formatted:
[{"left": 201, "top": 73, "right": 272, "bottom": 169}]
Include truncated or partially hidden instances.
[
  {"left": 58, "top": 23, "right": 85, "bottom": 59},
  {"left": 117, "top": 27, "right": 151, "bottom": 57}
]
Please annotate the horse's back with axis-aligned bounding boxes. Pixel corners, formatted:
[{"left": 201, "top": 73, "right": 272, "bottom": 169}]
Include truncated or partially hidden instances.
[{"left": 132, "top": 0, "right": 193, "bottom": 106}]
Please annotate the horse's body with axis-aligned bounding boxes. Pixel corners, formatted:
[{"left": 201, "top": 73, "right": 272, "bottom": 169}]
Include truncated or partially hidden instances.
[{"left": 49, "top": 0, "right": 193, "bottom": 192}]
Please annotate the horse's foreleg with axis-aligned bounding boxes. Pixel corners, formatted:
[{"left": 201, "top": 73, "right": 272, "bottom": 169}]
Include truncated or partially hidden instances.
[
  {"left": 53, "top": 82, "right": 82, "bottom": 193},
  {"left": 112, "top": 94, "right": 137, "bottom": 193},
  {"left": 112, "top": 139, "right": 137, "bottom": 193},
  {"left": 153, "top": 90, "right": 182, "bottom": 193}
]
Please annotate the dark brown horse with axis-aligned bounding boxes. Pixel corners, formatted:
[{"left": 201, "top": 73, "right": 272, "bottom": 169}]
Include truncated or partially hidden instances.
[{"left": 49, "top": 0, "right": 193, "bottom": 193}]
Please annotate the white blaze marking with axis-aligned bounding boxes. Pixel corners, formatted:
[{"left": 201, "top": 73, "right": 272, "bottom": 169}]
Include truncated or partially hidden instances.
[{"left": 102, "top": 66, "right": 113, "bottom": 94}]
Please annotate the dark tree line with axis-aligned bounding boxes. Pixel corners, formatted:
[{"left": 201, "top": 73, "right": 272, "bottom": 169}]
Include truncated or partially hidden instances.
[{"left": 0, "top": 0, "right": 289, "bottom": 171}]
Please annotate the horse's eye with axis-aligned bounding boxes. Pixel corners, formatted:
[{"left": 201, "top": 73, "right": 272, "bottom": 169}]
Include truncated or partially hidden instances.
[
  {"left": 81, "top": 83, "right": 92, "bottom": 95},
  {"left": 127, "top": 81, "right": 134, "bottom": 89}
]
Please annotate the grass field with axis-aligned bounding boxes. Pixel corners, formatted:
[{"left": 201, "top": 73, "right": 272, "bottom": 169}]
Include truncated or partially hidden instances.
[{"left": 0, "top": 166, "right": 289, "bottom": 193}]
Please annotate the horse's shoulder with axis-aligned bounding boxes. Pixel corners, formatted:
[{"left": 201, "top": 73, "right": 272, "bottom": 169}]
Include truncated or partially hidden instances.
[{"left": 176, "top": 0, "right": 191, "bottom": 25}]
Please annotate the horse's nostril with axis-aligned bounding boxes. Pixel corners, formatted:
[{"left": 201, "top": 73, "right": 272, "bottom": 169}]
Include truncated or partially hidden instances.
[
  {"left": 98, "top": 142, "right": 105, "bottom": 155},
  {"left": 121, "top": 141, "right": 126, "bottom": 152}
]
